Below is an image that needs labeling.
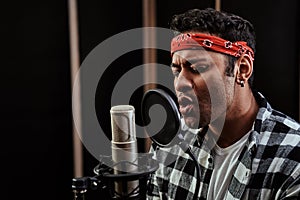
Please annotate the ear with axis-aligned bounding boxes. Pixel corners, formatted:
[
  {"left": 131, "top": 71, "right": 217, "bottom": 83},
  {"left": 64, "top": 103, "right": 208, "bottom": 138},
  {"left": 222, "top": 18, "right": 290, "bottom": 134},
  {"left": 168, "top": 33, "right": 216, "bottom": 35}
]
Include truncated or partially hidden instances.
[{"left": 235, "top": 53, "right": 253, "bottom": 85}]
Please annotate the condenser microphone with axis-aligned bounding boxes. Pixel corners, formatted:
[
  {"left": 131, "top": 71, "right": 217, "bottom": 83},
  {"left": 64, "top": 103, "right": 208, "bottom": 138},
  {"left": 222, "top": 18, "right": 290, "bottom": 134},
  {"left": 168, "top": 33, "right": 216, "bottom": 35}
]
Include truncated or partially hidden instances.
[{"left": 110, "top": 105, "right": 139, "bottom": 199}]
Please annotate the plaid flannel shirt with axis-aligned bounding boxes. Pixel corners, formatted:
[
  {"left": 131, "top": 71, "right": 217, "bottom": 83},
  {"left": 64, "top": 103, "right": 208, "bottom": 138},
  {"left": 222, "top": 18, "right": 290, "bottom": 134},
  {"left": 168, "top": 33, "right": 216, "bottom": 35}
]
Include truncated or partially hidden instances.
[{"left": 146, "top": 91, "right": 300, "bottom": 200}]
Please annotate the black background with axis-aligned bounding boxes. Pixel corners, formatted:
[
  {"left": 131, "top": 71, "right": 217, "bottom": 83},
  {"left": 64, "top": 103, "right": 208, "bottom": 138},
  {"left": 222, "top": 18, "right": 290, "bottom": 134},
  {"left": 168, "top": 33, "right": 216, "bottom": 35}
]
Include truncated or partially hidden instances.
[{"left": 2, "top": 0, "right": 299, "bottom": 199}]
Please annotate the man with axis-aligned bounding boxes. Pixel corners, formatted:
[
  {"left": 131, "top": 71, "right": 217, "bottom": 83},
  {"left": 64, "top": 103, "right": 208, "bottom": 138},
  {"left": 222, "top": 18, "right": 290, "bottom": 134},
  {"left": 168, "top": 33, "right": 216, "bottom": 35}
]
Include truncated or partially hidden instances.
[{"left": 146, "top": 8, "right": 300, "bottom": 200}]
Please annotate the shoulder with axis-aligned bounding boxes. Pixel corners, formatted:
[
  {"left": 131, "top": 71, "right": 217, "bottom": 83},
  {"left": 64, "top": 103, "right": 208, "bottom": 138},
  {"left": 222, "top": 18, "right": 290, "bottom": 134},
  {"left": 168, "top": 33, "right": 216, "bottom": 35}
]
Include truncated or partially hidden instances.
[
  {"left": 258, "top": 106, "right": 300, "bottom": 146},
  {"left": 252, "top": 91, "right": 300, "bottom": 162},
  {"left": 253, "top": 90, "right": 300, "bottom": 136},
  {"left": 261, "top": 108, "right": 300, "bottom": 139},
  {"left": 255, "top": 107, "right": 300, "bottom": 166}
]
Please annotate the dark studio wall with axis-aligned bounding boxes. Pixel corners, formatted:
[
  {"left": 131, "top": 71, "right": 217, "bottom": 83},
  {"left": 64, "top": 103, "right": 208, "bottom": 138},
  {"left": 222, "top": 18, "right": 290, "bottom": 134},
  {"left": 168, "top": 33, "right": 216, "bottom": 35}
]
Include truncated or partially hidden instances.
[
  {"left": 2, "top": 0, "right": 299, "bottom": 200},
  {"left": 2, "top": 1, "right": 73, "bottom": 200}
]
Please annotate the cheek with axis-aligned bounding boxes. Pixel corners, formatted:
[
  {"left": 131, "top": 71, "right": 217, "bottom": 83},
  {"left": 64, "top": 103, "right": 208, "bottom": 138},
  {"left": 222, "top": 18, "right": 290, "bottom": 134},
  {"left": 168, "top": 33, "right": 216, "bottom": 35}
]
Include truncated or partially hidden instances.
[
  {"left": 223, "top": 77, "right": 236, "bottom": 102},
  {"left": 194, "top": 74, "right": 227, "bottom": 106},
  {"left": 193, "top": 79, "right": 212, "bottom": 113},
  {"left": 193, "top": 76, "right": 210, "bottom": 96}
]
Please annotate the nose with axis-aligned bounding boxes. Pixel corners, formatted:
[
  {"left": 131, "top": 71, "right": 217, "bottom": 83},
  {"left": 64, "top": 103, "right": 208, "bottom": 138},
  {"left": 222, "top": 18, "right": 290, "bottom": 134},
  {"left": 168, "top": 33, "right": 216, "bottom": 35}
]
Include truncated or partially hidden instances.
[{"left": 174, "top": 70, "right": 193, "bottom": 93}]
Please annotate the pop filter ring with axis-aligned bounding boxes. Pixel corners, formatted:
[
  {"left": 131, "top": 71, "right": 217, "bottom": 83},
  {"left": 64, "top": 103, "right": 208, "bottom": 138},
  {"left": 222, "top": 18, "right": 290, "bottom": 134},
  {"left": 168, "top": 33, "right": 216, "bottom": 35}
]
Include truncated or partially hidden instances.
[{"left": 141, "top": 89, "right": 182, "bottom": 147}]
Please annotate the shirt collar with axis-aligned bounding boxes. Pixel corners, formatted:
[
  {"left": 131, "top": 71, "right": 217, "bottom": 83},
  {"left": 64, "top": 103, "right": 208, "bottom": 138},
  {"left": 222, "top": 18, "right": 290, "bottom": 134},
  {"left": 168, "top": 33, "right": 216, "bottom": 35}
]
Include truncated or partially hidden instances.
[{"left": 248, "top": 90, "right": 273, "bottom": 156}]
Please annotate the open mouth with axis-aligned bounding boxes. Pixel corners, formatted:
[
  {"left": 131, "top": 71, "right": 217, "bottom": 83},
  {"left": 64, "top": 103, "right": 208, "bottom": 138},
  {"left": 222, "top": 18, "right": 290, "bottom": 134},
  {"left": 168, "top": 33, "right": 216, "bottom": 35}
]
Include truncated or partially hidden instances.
[{"left": 178, "top": 96, "right": 194, "bottom": 115}]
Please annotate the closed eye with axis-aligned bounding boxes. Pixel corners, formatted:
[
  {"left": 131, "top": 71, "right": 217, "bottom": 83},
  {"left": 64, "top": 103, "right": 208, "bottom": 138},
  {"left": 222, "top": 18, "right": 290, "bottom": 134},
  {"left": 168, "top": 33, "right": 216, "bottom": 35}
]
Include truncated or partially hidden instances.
[{"left": 191, "top": 64, "right": 209, "bottom": 74}]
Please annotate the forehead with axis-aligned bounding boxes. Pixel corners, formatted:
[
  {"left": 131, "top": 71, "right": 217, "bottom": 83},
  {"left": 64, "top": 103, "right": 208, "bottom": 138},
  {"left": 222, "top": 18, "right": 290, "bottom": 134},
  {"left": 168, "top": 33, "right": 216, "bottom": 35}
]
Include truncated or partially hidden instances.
[{"left": 172, "top": 49, "right": 226, "bottom": 64}]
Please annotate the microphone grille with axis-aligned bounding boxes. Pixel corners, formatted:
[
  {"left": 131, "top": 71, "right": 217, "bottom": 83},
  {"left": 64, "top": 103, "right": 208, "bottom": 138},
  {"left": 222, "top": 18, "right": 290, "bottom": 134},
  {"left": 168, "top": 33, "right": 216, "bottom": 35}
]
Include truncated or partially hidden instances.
[
  {"left": 110, "top": 105, "right": 136, "bottom": 143},
  {"left": 110, "top": 105, "right": 134, "bottom": 112}
]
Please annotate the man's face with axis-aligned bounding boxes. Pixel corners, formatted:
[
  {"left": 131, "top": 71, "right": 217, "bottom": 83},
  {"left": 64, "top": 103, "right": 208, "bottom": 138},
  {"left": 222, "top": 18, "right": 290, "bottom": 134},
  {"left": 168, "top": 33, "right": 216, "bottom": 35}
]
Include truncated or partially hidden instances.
[{"left": 171, "top": 49, "right": 236, "bottom": 129}]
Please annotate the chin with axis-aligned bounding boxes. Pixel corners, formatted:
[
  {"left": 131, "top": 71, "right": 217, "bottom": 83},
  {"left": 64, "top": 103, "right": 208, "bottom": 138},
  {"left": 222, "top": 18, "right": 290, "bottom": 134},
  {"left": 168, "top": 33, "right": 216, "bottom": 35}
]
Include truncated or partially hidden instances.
[{"left": 183, "top": 116, "right": 199, "bottom": 129}]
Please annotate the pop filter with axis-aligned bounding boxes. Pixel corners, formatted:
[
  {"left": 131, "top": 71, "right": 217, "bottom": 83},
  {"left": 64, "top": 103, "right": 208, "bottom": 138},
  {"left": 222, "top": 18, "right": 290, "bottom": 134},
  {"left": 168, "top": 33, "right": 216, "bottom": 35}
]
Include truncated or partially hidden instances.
[
  {"left": 141, "top": 89, "right": 201, "bottom": 200},
  {"left": 141, "top": 89, "right": 182, "bottom": 147}
]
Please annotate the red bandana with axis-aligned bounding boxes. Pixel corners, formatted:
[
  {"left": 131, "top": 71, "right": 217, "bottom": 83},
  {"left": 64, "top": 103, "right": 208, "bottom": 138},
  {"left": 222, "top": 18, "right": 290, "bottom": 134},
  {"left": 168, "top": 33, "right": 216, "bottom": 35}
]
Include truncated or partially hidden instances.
[{"left": 171, "top": 33, "right": 254, "bottom": 60}]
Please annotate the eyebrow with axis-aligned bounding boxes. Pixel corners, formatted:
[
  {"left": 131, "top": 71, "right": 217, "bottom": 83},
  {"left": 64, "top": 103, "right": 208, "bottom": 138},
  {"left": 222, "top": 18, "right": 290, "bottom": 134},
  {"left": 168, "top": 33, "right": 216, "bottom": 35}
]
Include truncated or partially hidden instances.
[{"left": 170, "top": 58, "right": 209, "bottom": 68}]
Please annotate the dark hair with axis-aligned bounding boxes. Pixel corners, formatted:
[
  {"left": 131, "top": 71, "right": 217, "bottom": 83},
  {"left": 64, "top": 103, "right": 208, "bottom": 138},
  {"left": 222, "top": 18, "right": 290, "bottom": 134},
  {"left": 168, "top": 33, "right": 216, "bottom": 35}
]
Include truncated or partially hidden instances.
[{"left": 170, "top": 8, "right": 256, "bottom": 86}]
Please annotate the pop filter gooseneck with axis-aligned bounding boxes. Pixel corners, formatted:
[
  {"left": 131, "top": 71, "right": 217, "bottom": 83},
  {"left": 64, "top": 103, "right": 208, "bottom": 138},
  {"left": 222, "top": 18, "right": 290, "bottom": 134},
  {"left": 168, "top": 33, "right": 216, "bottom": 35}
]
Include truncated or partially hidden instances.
[{"left": 141, "top": 89, "right": 201, "bottom": 200}]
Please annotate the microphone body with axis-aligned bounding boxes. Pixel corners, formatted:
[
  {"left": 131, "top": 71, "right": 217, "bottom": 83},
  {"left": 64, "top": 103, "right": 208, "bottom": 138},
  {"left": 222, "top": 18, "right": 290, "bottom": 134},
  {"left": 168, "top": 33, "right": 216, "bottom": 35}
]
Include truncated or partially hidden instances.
[{"left": 110, "top": 105, "right": 139, "bottom": 198}]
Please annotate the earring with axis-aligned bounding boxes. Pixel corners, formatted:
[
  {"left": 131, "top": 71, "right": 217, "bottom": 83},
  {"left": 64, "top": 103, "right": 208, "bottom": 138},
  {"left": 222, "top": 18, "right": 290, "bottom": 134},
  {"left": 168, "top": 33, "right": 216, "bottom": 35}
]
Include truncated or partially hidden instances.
[{"left": 240, "top": 80, "right": 245, "bottom": 87}]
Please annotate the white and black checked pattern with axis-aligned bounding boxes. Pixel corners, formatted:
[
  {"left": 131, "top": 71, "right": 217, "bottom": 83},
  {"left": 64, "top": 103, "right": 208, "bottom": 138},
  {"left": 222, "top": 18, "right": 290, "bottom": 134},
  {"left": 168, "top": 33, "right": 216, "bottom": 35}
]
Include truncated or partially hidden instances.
[{"left": 147, "top": 91, "right": 300, "bottom": 200}]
